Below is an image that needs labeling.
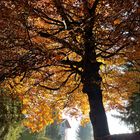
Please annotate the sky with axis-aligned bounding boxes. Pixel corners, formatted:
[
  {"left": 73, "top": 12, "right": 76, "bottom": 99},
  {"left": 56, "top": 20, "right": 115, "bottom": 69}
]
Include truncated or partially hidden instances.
[
  {"left": 107, "top": 110, "right": 131, "bottom": 134},
  {"left": 66, "top": 110, "right": 131, "bottom": 140}
]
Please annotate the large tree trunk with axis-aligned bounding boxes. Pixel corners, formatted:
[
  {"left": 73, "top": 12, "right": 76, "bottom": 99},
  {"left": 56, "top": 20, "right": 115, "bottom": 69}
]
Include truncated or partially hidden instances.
[
  {"left": 82, "top": 60, "right": 110, "bottom": 139},
  {"left": 82, "top": 23, "right": 110, "bottom": 139}
]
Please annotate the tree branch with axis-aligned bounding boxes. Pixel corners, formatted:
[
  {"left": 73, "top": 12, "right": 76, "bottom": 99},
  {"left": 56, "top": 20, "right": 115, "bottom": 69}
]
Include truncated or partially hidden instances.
[
  {"left": 38, "top": 71, "right": 75, "bottom": 90},
  {"left": 89, "top": 0, "right": 100, "bottom": 15},
  {"left": 33, "top": 8, "right": 63, "bottom": 25},
  {"left": 53, "top": 0, "right": 71, "bottom": 29},
  {"left": 38, "top": 31, "right": 83, "bottom": 56},
  {"left": 100, "top": 43, "right": 129, "bottom": 58}
]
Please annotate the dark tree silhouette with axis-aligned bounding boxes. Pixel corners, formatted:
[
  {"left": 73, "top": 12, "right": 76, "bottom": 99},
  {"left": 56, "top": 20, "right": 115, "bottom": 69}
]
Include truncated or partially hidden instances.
[
  {"left": 0, "top": 0, "right": 139, "bottom": 139},
  {"left": 115, "top": 92, "right": 140, "bottom": 132}
]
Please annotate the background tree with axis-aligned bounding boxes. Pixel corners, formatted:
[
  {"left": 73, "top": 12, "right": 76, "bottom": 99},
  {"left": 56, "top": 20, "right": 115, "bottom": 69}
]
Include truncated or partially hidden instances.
[
  {"left": 112, "top": 48, "right": 140, "bottom": 132},
  {"left": 4, "top": 123, "right": 23, "bottom": 140},
  {"left": 77, "top": 123, "right": 93, "bottom": 140},
  {"left": 45, "top": 123, "right": 61, "bottom": 140},
  {"left": 0, "top": 0, "right": 139, "bottom": 139},
  {"left": 116, "top": 92, "right": 140, "bottom": 132},
  {"left": 0, "top": 88, "right": 23, "bottom": 140},
  {"left": 20, "top": 123, "right": 60, "bottom": 140}
]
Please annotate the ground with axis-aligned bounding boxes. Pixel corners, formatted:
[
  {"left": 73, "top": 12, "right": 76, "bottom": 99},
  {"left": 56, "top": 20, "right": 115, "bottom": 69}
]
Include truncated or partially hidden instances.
[{"left": 97, "top": 132, "right": 140, "bottom": 140}]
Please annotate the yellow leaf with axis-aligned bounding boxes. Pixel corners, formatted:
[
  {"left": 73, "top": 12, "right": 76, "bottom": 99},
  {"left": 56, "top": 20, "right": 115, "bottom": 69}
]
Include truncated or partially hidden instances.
[
  {"left": 22, "top": 109, "right": 27, "bottom": 114},
  {"left": 23, "top": 98, "right": 30, "bottom": 104},
  {"left": 114, "top": 19, "right": 121, "bottom": 25}
]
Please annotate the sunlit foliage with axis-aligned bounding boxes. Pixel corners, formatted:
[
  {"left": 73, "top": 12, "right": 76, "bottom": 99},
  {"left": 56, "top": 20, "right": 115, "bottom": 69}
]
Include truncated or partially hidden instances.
[{"left": 0, "top": 0, "right": 139, "bottom": 137}]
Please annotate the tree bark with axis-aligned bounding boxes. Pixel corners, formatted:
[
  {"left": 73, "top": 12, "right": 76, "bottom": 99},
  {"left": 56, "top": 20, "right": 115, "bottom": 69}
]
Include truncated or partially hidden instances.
[
  {"left": 82, "top": 23, "right": 110, "bottom": 139},
  {"left": 82, "top": 60, "right": 110, "bottom": 139}
]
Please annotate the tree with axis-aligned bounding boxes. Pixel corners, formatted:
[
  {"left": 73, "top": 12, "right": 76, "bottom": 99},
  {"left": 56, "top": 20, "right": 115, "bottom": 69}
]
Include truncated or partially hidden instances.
[
  {"left": 112, "top": 48, "right": 140, "bottom": 132},
  {"left": 20, "top": 124, "right": 60, "bottom": 140},
  {"left": 77, "top": 123, "right": 93, "bottom": 140},
  {"left": 20, "top": 128, "right": 39, "bottom": 140},
  {"left": 116, "top": 92, "right": 140, "bottom": 132},
  {"left": 4, "top": 123, "right": 23, "bottom": 140},
  {"left": 45, "top": 123, "right": 61, "bottom": 140},
  {"left": 0, "top": 88, "right": 23, "bottom": 140},
  {"left": 0, "top": 0, "right": 139, "bottom": 139}
]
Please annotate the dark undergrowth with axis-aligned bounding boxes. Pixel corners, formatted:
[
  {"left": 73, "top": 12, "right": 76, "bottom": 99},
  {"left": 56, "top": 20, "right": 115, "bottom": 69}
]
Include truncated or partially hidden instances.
[{"left": 97, "top": 132, "right": 140, "bottom": 140}]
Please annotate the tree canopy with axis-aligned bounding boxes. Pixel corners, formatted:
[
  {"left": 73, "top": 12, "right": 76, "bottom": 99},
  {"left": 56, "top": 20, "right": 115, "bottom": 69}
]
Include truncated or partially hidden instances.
[{"left": 0, "top": 0, "right": 139, "bottom": 139}]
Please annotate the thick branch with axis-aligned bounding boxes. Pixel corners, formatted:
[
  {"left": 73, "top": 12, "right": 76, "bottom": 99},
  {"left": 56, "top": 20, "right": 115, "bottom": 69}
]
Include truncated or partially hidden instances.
[
  {"left": 53, "top": 0, "right": 70, "bottom": 29},
  {"left": 38, "top": 71, "right": 75, "bottom": 90},
  {"left": 39, "top": 32, "right": 83, "bottom": 56},
  {"left": 61, "top": 59, "right": 82, "bottom": 68},
  {"left": 101, "top": 43, "right": 129, "bottom": 58},
  {"left": 33, "top": 8, "right": 63, "bottom": 25},
  {"left": 61, "top": 59, "right": 82, "bottom": 75},
  {"left": 89, "top": 0, "right": 100, "bottom": 15}
]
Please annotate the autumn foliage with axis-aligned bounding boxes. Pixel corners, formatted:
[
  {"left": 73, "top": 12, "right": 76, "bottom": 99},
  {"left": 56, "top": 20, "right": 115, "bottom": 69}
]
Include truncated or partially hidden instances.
[{"left": 0, "top": 0, "right": 139, "bottom": 138}]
